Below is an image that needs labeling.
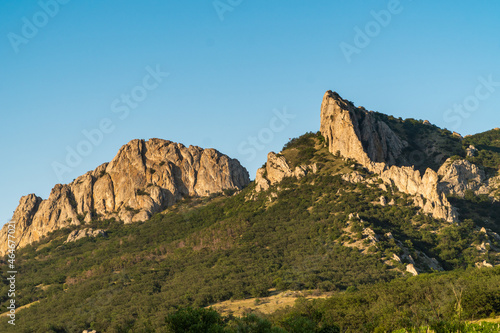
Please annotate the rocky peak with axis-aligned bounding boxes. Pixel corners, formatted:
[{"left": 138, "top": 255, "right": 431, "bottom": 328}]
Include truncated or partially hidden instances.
[
  {"left": 319, "top": 91, "right": 458, "bottom": 222},
  {"left": 0, "top": 139, "right": 250, "bottom": 255},
  {"left": 11, "top": 194, "right": 42, "bottom": 230},
  {"left": 320, "top": 90, "right": 407, "bottom": 166}
]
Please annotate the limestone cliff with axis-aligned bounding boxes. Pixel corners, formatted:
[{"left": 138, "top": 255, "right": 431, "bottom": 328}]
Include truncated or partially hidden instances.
[
  {"left": 0, "top": 139, "right": 249, "bottom": 255},
  {"left": 320, "top": 91, "right": 458, "bottom": 222}
]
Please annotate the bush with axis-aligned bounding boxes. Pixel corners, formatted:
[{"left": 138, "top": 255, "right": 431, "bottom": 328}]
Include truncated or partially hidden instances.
[{"left": 165, "top": 307, "right": 225, "bottom": 333}]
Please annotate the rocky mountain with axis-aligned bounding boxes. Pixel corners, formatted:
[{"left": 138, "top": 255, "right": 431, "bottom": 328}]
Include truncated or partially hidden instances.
[
  {"left": 4, "top": 91, "right": 498, "bottom": 258},
  {"left": 317, "top": 91, "right": 458, "bottom": 222},
  {"left": 319, "top": 91, "right": 408, "bottom": 167},
  {"left": 0, "top": 138, "right": 249, "bottom": 255},
  {"left": 2, "top": 91, "right": 500, "bottom": 332},
  {"left": 256, "top": 91, "right": 500, "bottom": 225},
  {"left": 252, "top": 90, "right": 500, "bottom": 276}
]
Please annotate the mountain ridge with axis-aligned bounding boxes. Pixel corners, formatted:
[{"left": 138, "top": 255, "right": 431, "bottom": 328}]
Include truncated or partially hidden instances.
[
  {"left": 1, "top": 91, "right": 500, "bottom": 331},
  {"left": 2, "top": 90, "right": 500, "bottom": 257},
  {"left": 0, "top": 138, "right": 250, "bottom": 255}
]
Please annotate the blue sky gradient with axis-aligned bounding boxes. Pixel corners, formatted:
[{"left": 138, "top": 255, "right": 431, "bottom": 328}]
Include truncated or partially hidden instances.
[{"left": 1, "top": 0, "right": 499, "bottom": 225}]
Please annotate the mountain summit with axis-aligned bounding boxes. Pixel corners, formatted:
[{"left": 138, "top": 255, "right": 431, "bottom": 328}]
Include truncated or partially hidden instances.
[
  {"left": 256, "top": 91, "right": 500, "bottom": 224},
  {"left": 0, "top": 139, "right": 249, "bottom": 255}
]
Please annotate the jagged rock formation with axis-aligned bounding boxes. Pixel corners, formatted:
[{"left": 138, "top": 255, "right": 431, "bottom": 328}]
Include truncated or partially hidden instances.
[
  {"left": 320, "top": 91, "right": 408, "bottom": 166},
  {"left": 65, "top": 228, "right": 106, "bottom": 243},
  {"left": 255, "top": 152, "right": 317, "bottom": 192},
  {"left": 438, "top": 158, "right": 489, "bottom": 196},
  {"left": 320, "top": 91, "right": 458, "bottom": 222},
  {"left": 341, "top": 171, "right": 367, "bottom": 184},
  {"left": 380, "top": 165, "right": 458, "bottom": 222},
  {"left": 0, "top": 139, "right": 249, "bottom": 255}
]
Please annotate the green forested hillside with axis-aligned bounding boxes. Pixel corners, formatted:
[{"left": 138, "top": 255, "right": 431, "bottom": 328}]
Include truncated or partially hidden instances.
[
  {"left": 1, "top": 133, "right": 499, "bottom": 332},
  {"left": 464, "top": 128, "right": 500, "bottom": 174},
  {"left": 372, "top": 113, "right": 464, "bottom": 172},
  {"left": 445, "top": 129, "right": 500, "bottom": 233},
  {"left": 160, "top": 267, "right": 500, "bottom": 333}
]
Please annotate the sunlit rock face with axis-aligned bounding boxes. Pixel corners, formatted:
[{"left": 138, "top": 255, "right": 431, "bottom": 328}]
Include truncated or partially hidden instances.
[{"left": 0, "top": 139, "right": 250, "bottom": 254}]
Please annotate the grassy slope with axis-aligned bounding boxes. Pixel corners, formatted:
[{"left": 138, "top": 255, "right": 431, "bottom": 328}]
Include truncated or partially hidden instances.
[
  {"left": 208, "top": 289, "right": 331, "bottom": 317},
  {"left": 266, "top": 267, "right": 500, "bottom": 332}
]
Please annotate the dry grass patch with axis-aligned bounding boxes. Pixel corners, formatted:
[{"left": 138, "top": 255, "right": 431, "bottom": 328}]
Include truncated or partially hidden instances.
[{"left": 208, "top": 289, "right": 331, "bottom": 317}]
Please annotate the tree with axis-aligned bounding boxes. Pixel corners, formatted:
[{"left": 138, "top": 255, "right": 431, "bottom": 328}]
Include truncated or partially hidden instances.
[{"left": 165, "top": 307, "right": 226, "bottom": 333}]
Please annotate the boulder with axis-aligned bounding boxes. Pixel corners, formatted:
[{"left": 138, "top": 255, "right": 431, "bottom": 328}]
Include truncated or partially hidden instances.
[
  {"left": 466, "top": 145, "right": 478, "bottom": 157},
  {"left": 406, "top": 263, "right": 419, "bottom": 276}
]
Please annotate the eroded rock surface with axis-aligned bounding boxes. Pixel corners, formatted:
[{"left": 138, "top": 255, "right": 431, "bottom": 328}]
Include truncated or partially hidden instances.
[
  {"left": 320, "top": 91, "right": 458, "bottom": 222},
  {"left": 320, "top": 91, "right": 407, "bottom": 166},
  {"left": 0, "top": 139, "right": 250, "bottom": 255},
  {"left": 437, "top": 158, "right": 489, "bottom": 196}
]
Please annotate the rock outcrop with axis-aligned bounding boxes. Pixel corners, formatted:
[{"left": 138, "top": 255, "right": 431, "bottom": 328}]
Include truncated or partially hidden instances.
[
  {"left": 255, "top": 152, "right": 317, "bottom": 192},
  {"left": 65, "top": 228, "right": 106, "bottom": 243},
  {"left": 466, "top": 145, "right": 478, "bottom": 157},
  {"left": 379, "top": 165, "right": 458, "bottom": 222},
  {"left": 0, "top": 139, "right": 250, "bottom": 255},
  {"left": 341, "top": 171, "right": 367, "bottom": 184},
  {"left": 320, "top": 91, "right": 458, "bottom": 222},
  {"left": 437, "top": 158, "right": 489, "bottom": 196},
  {"left": 320, "top": 91, "right": 407, "bottom": 166},
  {"left": 406, "top": 263, "right": 419, "bottom": 276},
  {"left": 475, "top": 260, "right": 494, "bottom": 269}
]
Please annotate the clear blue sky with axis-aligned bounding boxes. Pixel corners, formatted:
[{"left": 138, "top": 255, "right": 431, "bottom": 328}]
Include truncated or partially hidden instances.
[{"left": 1, "top": 0, "right": 499, "bottom": 226}]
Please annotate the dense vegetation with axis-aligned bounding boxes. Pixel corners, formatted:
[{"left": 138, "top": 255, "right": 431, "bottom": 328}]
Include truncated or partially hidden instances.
[
  {"left": 372, "top": 113, "right": 464, "bottom": 172},
  {"left": 463, "top": 128, "right": 500, "bottom": 177},
  {"left": 0, "top": 131, "right": 499, "bottom": 332},
  {"left": 163, "top": 265, "right": 500, "bottom": 332},
  {"left": 444, "top": 129, "right": 500, "bottom": 235}
]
